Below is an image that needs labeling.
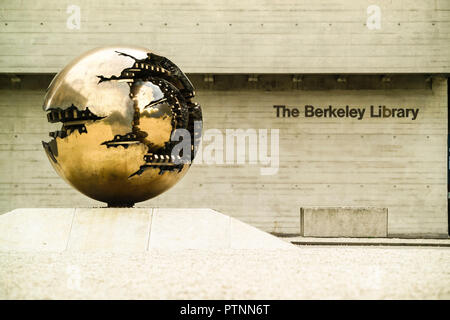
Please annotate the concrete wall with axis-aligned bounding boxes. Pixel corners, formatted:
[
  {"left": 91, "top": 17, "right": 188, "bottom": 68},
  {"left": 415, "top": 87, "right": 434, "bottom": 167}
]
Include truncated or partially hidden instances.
[
  {"left": 0, "top": 74, "right": 447, "bottom": 237},
  {"left": 1, "top": 0, "right": 450, "bottom": 73}
]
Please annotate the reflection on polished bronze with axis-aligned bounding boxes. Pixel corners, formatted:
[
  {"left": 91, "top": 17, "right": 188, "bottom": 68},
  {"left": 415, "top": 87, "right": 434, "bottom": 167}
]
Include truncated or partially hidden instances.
[{"left": 42, "top": 47, "right": 202, "bottom": 207}]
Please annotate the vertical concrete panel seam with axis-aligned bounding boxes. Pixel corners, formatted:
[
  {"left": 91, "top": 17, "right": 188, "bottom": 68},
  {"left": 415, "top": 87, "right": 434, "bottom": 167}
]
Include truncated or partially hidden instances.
[
  {"left": 64, "top": 208, "right": 76, "bottom": 251},
  {"left": 300, "top": 207, "right": 304, "bottom": 236},
  {"left": 146, "top": 207, "right": 154, "bottom": 251},
  {"left": 386, "top": 207, "right": 389, "bottom": 237},
  {"left": 440, "top": 75, "right": 448, "bottom": 233},
  {"left": 228, "top": 214, "right": 232, "bottom": 249}
]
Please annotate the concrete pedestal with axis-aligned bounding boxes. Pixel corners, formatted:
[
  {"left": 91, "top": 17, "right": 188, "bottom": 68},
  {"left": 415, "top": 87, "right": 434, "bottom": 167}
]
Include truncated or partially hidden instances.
[{"left": 0, "top": 208, "right": 293, "bottom": 252}]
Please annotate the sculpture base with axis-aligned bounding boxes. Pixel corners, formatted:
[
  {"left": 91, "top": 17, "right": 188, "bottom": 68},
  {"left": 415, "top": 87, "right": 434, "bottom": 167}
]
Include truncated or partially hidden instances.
[
  {"left": 0, "top": 208, "right": 294, "bottom": 299},
  {"left": 0, "top": 208, "right": 294, "bottom": 251},
  {"left": 107, "top": 202, "right": 135, "bottom": 208}
]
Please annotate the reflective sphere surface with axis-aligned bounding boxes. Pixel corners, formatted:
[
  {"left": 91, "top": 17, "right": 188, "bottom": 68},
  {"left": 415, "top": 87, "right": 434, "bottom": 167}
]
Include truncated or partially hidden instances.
[{"left": 42, "top": 47, "right": 202, "bottom": 206}]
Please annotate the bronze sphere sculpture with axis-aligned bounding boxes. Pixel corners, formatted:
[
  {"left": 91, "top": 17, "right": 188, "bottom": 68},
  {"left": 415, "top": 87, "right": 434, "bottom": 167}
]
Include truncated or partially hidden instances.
[{"left": 42, "top": 47, "right": 202, "bottom": 207}]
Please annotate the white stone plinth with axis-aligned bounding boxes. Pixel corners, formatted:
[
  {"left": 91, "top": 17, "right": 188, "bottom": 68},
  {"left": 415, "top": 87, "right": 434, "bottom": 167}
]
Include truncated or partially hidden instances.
[{"left": 0, "top": 208, "right": 293, "bottom": 252}]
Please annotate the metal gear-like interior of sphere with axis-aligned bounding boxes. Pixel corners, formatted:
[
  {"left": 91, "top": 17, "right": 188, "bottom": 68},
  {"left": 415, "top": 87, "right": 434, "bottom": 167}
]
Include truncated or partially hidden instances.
[{"left": 42, "top": 47, "right": 202, "bottom": 207}]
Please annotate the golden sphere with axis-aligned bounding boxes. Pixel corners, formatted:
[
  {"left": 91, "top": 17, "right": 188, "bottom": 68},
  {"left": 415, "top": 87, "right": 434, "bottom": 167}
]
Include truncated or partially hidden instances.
[{"left": 42, "top": 47, "right": 202, "bottom": 206}]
